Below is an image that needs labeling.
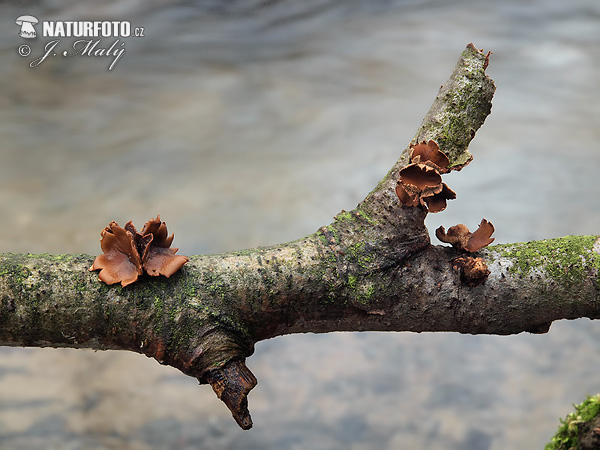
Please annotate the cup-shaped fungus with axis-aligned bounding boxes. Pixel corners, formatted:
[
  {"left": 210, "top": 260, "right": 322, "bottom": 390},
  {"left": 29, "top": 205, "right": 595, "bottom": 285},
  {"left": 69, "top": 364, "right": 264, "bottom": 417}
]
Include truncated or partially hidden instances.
[
  {"left": 409, "top": 140, "right": 451, "bottom": 174},
  {"left": 138, "top": 215, "right": 189, "bottom": 277},
  {"left": 89, "top": 222, "right": 143, "bottom": 287},
  {"left": 90, "top": 216, "right": 189, "bottom": 286},
  {"left": 395, "top": 139, "right": 457, "bottom": 213},
  {"left": 435, "top": 219, "right": 495, "bottom": 252},
  {"left": 396, "top": 163, "right": 456, "bottom": 213},
  {"left": 423, "top": 183, "right": 457, "bottom": 213},
  {"left": 396, "top": 163, "right": 441, "bottom": 206}
]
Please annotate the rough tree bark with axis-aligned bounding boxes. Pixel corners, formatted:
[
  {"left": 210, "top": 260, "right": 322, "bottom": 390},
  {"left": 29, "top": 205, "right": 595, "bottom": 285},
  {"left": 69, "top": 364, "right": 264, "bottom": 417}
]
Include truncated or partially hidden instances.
[{"left": 1, "top": 44, "right": 599, "bottom": 431}]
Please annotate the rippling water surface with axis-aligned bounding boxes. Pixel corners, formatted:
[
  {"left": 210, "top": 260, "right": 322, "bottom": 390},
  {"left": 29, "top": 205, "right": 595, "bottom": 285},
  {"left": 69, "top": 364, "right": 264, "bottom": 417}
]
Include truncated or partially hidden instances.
[{"left": 1, "top": 0, "right": 600, "bottom": 448}]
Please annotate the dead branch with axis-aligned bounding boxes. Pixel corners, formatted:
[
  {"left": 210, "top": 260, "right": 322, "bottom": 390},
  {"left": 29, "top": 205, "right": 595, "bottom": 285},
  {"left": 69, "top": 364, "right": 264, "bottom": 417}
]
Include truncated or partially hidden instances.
[{"left": 2, "top": 45, "right": 598, "bottom": 429}]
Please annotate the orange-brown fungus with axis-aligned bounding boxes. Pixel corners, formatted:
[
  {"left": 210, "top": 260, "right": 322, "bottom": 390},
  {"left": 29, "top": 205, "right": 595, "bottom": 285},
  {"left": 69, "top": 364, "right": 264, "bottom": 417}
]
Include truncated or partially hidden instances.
[
  {"left": 140, "top": 215, "right": 189, "bottom": 277},
  {"left": 90, "top": 215, "right": 189, "bottom": 286},
  {"left": 396, "top": 164, "right": 444, "bottom": 212},
  {"left": 399, "top": 163, "right": 442, "bottom": 190},
  {"left": 464, "top": 219, "right": 495, "bottom": 252},
  {"left": 436, "top": 219, "right": 495, "bottom": 252},
  {"left": 410, "top": 140, "right": 450, "bottom": 174},
  {"left": 395, "top": 139, "right": 458, "bottom": 213},
  {"left": 89, "top": 222, "right": 143, "bottom": 287},
  {"left": 395, "top": 182, "right": 420, "bottom": 208},
  {"left": 423, "top": 183, "right": 456, "bottom": 213},
  {"left": 451, "top": 255, "right": 490, "bottom": 286}
]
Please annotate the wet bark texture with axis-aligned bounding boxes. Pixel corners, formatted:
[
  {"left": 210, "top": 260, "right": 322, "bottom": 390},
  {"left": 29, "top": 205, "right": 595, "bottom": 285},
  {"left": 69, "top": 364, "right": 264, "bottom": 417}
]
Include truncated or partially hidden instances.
[{"left": 1, "top": 45, "right": 598, "bottom": 429}]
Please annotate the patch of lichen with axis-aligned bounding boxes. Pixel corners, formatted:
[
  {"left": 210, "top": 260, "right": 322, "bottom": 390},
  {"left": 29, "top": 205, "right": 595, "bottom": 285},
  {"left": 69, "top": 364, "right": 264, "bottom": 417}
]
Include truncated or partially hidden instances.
[
  {"left": 545, "top": 395, "right": 600, "bottom": 450},
  {"left": 316, "top": 207, "right": 380, "bottom": 251},
  {"left": 343, "top": 241, "right": 388, "bottom": 310},
  {"left": 0, "top": 256, "right": 51, "bottom": 322},
  {"left": 0, "top": 254, "right": 103, "bottom": 344},
  {"left": 496, "top": 236, "right": 600, "bottom": 288}
]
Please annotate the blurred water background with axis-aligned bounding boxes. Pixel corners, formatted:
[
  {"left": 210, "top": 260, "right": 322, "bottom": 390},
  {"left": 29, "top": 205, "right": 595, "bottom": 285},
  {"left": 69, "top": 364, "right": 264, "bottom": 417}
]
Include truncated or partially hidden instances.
[{"left": 1, "top": 0, "right": 600, "bottom": 448}]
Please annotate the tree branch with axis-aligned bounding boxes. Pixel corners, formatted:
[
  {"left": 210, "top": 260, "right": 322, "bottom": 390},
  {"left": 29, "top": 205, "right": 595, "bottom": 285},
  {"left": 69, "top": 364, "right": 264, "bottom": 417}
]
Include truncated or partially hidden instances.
[{"left": 2, "top": 45, "right": 596, "bottom": 429}]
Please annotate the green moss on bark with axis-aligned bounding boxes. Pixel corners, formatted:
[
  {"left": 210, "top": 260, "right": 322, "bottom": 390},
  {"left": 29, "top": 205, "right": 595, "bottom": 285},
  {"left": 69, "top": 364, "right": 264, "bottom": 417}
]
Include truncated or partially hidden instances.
[
  {"left": 415, "top": 45, "right": 494, "bottom": 169},
  {"left": 546, "top": 395, "right": 600, "bottom": 450},
  {"left": 495, "top": 236, "right": 600, "bottom": 288}
]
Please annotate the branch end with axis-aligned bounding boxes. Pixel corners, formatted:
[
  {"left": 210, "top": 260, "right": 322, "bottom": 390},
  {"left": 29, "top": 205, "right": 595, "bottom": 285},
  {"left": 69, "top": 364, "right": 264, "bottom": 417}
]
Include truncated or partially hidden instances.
[{"left": 205, "top": 359, "right": 257, "bottom": 430}]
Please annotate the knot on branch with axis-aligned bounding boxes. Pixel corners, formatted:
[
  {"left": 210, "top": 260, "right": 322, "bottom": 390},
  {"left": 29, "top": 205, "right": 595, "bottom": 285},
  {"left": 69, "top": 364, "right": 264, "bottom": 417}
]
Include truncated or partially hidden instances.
[{"left": 141, "top": 312, "right": 256, "bottom": 430}]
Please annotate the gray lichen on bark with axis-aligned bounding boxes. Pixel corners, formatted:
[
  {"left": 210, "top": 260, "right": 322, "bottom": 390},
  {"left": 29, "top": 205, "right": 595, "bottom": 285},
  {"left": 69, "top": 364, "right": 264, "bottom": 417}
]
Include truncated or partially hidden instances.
[{"left": 2, "top": 45, "right": 598, "bottom": 430}]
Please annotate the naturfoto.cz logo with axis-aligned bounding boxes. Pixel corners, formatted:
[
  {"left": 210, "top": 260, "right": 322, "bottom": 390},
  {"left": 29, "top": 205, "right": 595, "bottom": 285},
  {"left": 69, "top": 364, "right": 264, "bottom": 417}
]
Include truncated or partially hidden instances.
[{"left": 16, "top": 15, "right": 145, "bottom": 71}]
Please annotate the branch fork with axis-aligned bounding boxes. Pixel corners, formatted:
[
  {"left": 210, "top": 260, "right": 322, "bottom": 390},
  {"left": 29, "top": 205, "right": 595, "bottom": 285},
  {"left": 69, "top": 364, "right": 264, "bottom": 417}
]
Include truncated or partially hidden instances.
[
  {"left": 201, "top": 43, "right": 497, "bottom": 426},
  {"left": 9, "top": 45, "right": 596, "bottom": 433}
]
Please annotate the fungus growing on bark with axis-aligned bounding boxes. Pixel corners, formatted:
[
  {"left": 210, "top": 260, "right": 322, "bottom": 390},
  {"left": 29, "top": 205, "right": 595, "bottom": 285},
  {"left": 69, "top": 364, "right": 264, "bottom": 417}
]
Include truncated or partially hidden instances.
[
  {"left": 399, "top": 163, "right": 442, "bottom": 190},
  {"left": 396, "top": 163, "right": 442, "bottom": 207},
  {"left": 138, "top": 216, "right": 190, "bottom": 277},
  {"left": 451, "top": 255, "right": 490, "bottom": 286},
  {"left": 436, "top": 219, "right": 495, "bottom": 252},
  {"left": 395, "top": 164, "right": 456, "bottom": 213},
  {"left": 410, "top": 140, "right": 451, "bottom": 174},
  {"left": 89, "top": 222, "right": 143, "bottom": 287},
  {"left": 90, "top": 216, "right": 189, "bottom": 286},
  {"left": 423, "top": 183, "right": 457, "bottom": 213},
  {"left": 395, "top": 139, "right": 457, "bottom": 213}
]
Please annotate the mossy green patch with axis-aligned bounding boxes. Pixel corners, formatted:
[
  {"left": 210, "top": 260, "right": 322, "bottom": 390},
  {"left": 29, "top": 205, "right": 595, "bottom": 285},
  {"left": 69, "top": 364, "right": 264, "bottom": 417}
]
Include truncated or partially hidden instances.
[
  {"left": 334, "top": 210, "right": 354, "bottom": 223},
  {"left": 348, "top": 275, "right": 357, "bottom": 290},
  {"left": 33, "top": 253, "right": 91, "bottom": 264},
  {"left": 202, "top": 271, "right": 229, "bottom": 301},
  {"left": 325, "top": 225, "right": 340, "bottom": 244},
  {"left": 334, "top": 209, "right": 376, "bottom": 226},
  {"left": 317, "top": 234, "right": 328, "bottom": 245},
  {"left": 354, "top": 281, "right": 376, "bottom": 305},
  {"left": 153, "top": 296, "right": 165, "bottom": 333},
  {"left": 545, "top": 395, "right": 600, "bottom": 450},
  {"left": 422, "top": 46, "right": 491, "bottom": 169},
  {"left": 346, "top": 241, "right": 374, "bottom": 271},
  {"left": 496, "top": 236, "right": 600, "bottom": 288},
  {"left": 0, "top": 257, "right": 45, "bottom": 309},
  {"left": 355, "top": 209, "right": 375, "bottom": 225},
  {"left": 0, "top": 261, "right": 31, "bottom": 287}
]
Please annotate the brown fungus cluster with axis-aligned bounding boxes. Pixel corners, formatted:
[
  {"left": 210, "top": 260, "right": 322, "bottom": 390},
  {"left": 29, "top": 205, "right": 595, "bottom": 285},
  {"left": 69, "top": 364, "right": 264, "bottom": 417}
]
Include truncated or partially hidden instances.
[
  {"left": 90, "top": 215, "right": 189, "bottom": 287},
  {"left": 395, "top": 140, "right": 457, "bottom": 213},
  {"left": 450, "top": 255, "right": 491, "bottom": 286},
  {"left": 395, "top": 139, "right": 495, "bottom": 287},
  {"left": 395, "top": 140, "right": 496, "bottom": 253},
  {"left": 436, "top": 219, "right": 495, "bottom": 253},
  {"left": 439, "top": 219, "right": 495, "bottom": 286}
]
